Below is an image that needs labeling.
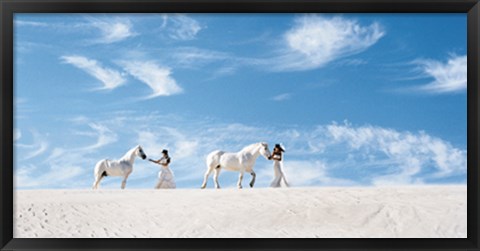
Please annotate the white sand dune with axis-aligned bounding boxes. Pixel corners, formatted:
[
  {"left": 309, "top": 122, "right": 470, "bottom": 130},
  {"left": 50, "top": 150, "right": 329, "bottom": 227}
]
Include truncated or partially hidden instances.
[{"left": 14, "top": 186, "right": 466, "bottom": 238}]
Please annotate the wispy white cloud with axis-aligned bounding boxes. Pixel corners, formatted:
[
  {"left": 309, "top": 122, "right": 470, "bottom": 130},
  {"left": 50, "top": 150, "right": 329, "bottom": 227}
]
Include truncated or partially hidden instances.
[
  {"left": 131, "top": 116, "right": 465, "bottom": 187},
  {"left": 15, "top": 164, "right": 40, "bottom": 188},
  {"left": 14, "top": 98, "right": 35, "bottom": 120},
  {"left": 14, "top": 20, "right": 48, "bottom": 27},
  {"left": 16, "top": 122, "right": 118, "bottom": 189},
  {"left": 163, "top": 16, "right": 384, "bottom": 75},
  {"left": 162, "top": 14, "right": 202, "bottom": 40},
  {"left": 61, "top": 55, "right": 126, "bottom": 90},
  {"left": 323, "top": 122, "right": 466, "bottom": 185},
  {"left": 268, "top": 15, "right": 385, "bottom": 71},
  {"left": 120, "top": 60, "right": 183, "bottom": 98},
  {"left": 16, "top": 130, "right": 49, "bottom": 160},
  {"left": 87, "top": 17, "right": 136, "bottom": 44},
  {"left": 79, "top": 123, "right": 118, "bottom": 152},
  {"left": 256, "top": 160, "right": 355, "bottom": 187},
  {"left": 15, "top": 17, "right": 135, "bottom": 44},
  {"left": 144, "top": 15, "right": 383, "bottom": 76},
  {"left": 134, "top": 127, "right": 200, "bottom": 184},
  {"left": 15, "top": 164, "right": 84, "bottom": 189},
  {"left": 252, "top": 121, "right": 465, "bottom": 186},
  {"left": 60, "top": 53, "right": 185, "bottom": 99},
  {"left": 131, "top": 125, "right": 204, "bottom": 184},
  {"left": 271, "top": 93, "right": 292, "bottom": 101},
  {"left": 171, "top": 47, "right": 229, "bottom": 68},
  {"left": 285, "top": 160, "right": 356, "bottom": 187},
  {"left": 161, "top": 46, "right": 244, "bottom": 79},
  {"left": 151, "top": 127, "right": 201, "bottom": 160},
  {"left": 136, "top": 130, "right": 171, "bottom": 160},
  {"left": 54, "top": 122, "right": 117, "bottom": 158},
  {"left": 175, "top": 140, "right": 199, "bottom": 159},
  {"left": 15, "top": 112, "right": 466, "bottom": 189},
  {"left": 23, "top": 141, "right": 48, "bottom": 160},
  {"left": 413, "top": 55, "right": 467, "bottom": 94}
]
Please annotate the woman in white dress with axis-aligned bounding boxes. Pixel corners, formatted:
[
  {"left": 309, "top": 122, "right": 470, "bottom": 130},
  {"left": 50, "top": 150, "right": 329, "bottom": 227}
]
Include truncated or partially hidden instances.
[
  {"left": 268, "top": 144, "right": 289, "bottom": 188},
  {"left": 149, "top": 149, "right": 176, "bottom": 189}
]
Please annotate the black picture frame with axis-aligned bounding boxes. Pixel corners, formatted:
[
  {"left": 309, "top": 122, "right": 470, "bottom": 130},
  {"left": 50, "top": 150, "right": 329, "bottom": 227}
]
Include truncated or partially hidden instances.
[{"left": 1, "top": 0, "right": 479, "bottom": 250}]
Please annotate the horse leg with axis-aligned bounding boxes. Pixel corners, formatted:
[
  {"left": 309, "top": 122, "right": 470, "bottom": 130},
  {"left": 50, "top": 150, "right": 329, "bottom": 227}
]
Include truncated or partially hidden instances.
[
  {"left": 121, "top": 173, "right": 131, "bottom": 189},
  {"left": 213, "top": 168, "right": 221, "bottom": 189},
  {"left": 201, "top": 166, "right": 214, "bottom": 189},
  {"left": 92, "top": 175, "right": 104, "bottom": 190},
  {"left": 92, "top": 161, "right": 105, "bottom": 190},
  {"left": 249, "top": 171, "right": 256, "bottom": 188},
  {"left": 92, "top": 177, "right": 98, "bottom": 189},
  {"left": 237, "top": 171, "right": 244, "bottom": 189}
]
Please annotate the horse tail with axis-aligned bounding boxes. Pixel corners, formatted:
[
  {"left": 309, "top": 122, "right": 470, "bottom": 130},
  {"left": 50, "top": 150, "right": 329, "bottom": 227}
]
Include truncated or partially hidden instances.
[
  {"left": 93, "top": 159, "right": 108, "bottom": 189},
  {"left": 206, "top": 150, "right": 223, "bottom": 169},
  {"left": 94, "top": 159, "right": 107, "bottom": 176}
]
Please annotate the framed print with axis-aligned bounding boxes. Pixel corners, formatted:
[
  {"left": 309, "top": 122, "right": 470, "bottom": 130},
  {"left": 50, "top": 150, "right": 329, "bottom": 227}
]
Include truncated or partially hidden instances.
[{"left": 1, "top": 0, "right": 479, "bottom": 250}]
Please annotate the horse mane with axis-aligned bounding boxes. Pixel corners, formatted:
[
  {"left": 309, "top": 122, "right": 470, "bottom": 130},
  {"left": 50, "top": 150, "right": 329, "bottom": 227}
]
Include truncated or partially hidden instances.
[
  {"left": 241, "top": 142, "right": 266, "bottom": 152},
  {"left": 129, "top": 145, "right": 140, "bottom": 154},
  {"left": 121, "top": 145, "right": 139, "bottom": 161}
]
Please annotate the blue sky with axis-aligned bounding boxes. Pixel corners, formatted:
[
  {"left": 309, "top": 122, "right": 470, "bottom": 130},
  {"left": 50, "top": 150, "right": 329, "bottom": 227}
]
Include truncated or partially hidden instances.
[{"left": 13, "top": 13, "right": 467, "bottom": 189}]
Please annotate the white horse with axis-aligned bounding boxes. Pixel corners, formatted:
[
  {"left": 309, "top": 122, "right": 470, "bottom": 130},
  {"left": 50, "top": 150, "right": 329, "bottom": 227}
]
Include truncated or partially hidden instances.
[
  {"left": 201, "top": 142, "right": 272, "bottom": 189},
  {"left": 92, "top": 145, "right": 147, "bottom": 189}
]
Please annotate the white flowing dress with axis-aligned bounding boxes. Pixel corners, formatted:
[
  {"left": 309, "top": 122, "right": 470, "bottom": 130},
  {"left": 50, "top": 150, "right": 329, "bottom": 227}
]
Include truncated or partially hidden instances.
[
  {"left": 155, "top": 157, "right": 176, "bottom": 189},
  {"left": 270, "top": 153, "right": 289, "bottom": 188}
]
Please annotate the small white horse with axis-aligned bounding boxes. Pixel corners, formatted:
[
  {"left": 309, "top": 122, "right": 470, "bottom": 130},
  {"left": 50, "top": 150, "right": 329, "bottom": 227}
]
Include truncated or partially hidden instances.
[
  {"left": 201, "top": 142, "right": 272, "bottom": 189},
  {"left": 92, "top": 145, "right": 147, "bottom": 189}
]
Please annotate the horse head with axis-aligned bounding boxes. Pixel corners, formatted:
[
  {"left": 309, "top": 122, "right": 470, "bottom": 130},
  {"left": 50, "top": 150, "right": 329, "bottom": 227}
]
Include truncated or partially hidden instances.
[
  {"left": 258, "top": 142, "right": 272, "bottom": 160},
  {"left": 136, "top": 145, "right": 147, "bottom": 160}
]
